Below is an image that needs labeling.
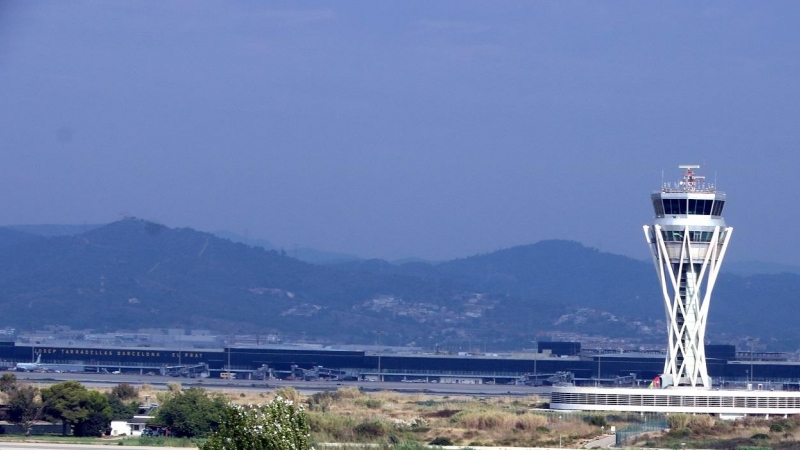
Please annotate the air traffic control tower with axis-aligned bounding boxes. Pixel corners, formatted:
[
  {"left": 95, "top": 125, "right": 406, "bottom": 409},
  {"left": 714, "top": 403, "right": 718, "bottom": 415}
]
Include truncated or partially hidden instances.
[
  {"left": 643, "top": 165, "right": 732, "bottom": 388},
  {"left": 551, "top": 167, "right": 800, "bottom": 416}
]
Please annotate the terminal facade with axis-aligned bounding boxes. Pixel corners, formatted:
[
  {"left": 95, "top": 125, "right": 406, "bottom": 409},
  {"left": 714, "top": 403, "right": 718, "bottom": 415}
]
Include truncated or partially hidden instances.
[{"left": 2, "top": 340, "right": 800, "bottom": 389}]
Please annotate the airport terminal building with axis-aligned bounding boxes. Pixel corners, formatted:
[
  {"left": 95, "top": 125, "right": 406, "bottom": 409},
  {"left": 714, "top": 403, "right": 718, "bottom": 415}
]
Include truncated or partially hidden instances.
[{"left": 2, "top": 339, "right": 800, "bottom": 390}]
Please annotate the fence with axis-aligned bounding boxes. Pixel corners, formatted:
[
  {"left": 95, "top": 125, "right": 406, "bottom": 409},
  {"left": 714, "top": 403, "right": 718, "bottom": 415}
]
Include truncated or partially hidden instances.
[
  {"left": 615, "top": 417, "right": 670, "bottom": 446},
  {"left": 529, "top": 410, "right": 663, "bottom": 424}
]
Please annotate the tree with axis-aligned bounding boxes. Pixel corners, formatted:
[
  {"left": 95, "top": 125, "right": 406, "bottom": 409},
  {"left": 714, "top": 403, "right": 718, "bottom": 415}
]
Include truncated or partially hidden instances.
[
  {"left": 0, "top": 373, "right": 17, "bottom": 394},
  {"left": 41, "top": 381, "right": 111, "bottom": 436},
  {"left": 109, "top": 383, "right": 139, "bottom": 401},
  {"left": 106, "top": 394, "right": 139, "bottom": 420},
  {"left": 7, "top": 385, "right": 44, "bottom": 436},
  {"left": 73, "top": 391, "right": 112, "bottom": 437},
  {"left": 155, "top": 387, "right": 227, "bottom": 438},
  {"left": 202, "top": 396, "right": 312, "bottom": 450},
  {"left": 106, "top": 383, "right": 139, "bottom": 421}
]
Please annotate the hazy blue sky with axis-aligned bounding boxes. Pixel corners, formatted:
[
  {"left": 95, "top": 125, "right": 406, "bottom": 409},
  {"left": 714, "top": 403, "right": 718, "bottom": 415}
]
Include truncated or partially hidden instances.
[{"left": 1, "top": 2, "right": 799, "bottom": 263}]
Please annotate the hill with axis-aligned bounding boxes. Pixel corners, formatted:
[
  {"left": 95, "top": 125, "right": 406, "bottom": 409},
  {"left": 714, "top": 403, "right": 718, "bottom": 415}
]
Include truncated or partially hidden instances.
[
  {"left": 332, "top": 242, "right": 666, "bottom": 344},
  {"left": 212, "top": 230, "right": 360, "bottom": 264},
  {"left": 331, "top": 241, "right": 800, "bottom": 350},
  {"left": 0, "top": 227, "right": 42, "bottom": 248},
  {"left": 0, "top": 219, "right": 798, "bottom": 349},
  {"left": 0, "top": 219, "right": 495, "bottom": 345},
  {"left": 722, "top": 260, "right": 800, "bottom": 277}
]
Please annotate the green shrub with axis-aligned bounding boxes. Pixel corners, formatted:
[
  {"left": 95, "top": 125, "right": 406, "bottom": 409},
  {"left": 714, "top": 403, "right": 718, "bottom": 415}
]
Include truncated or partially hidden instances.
[
  {"left": 155, "top": 387, "right": 227, "bottom": 438},
  {"left": 668, "top": 414, "right": 690, "bottom": 430},
  {"left": 354, "top": 420, "right": 387, "bottom": 438},
  {"left": 586, "top": 415, "right": 608, "bottom": 428},
  {"left": 669, "top": 428, "right": 690, "bottom": 438},
  {"left": 429, "top": 436, "right": 453, "bottom": 446},
  {"left": 307, "top": 391, "right": 337, "bottom": 412},
  {"left": 393, "top": 442, "right": 428, "bottom": 450},
  {"left": 109, "top": 383, "right": 139, "bottom": 400},
  {"left": 769, "top": 418, "right": 795, "bottom": 433},
  {"left": 362, "top": 398, "right": 383, "bottom": 409}
]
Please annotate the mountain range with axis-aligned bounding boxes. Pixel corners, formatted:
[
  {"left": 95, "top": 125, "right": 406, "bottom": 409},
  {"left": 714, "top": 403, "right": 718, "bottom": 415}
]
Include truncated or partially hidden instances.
[{"left": 0, "top": 218, "right": 798, "bottom": 351}]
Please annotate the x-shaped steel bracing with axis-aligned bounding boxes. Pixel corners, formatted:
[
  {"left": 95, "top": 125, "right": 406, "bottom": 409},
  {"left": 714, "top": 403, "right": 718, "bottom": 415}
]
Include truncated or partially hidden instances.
[{"left": 643, "top": 224, "right": 732, "bottom": 388}]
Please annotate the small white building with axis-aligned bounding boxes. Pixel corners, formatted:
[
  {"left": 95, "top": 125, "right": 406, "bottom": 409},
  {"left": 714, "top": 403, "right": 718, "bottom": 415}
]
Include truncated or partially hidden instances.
[{"left": 109, "top": 415, "right": 153, "bottom": 437}]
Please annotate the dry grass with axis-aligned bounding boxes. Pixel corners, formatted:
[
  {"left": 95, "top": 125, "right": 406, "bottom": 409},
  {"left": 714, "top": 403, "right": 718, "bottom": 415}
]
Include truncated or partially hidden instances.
[
  {"left": 292, "top": 389, "right": 602, "bottom": 446},
  {"left": 104, "top": 384, "right": 617, "bottom": 446},
  {"left": 48, "top": 381, "right": 800, "bottom": 448},
  {"left": 453, "top": 410, "right": 547, "bottom": 431}
]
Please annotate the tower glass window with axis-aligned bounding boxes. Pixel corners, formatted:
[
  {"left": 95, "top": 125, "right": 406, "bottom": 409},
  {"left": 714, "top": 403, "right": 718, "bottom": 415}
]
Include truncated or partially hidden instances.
[
  {"left": 663, "top": 199, "right": 689, "bottom": 215},
  {"left": 687, "top": 199, "right": 713, "bottom": 215},
  {"left": 653, "top": 199, "right": 665, "bottom": 216},
  {"left": 711, "top": 201, "right": 725, "bottom": 216}
]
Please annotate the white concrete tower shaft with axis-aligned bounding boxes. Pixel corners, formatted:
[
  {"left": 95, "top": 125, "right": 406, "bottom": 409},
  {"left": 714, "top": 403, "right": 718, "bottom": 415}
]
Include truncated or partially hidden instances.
[{"left": 643, "top": 165, "right": 732, "bottom": 389}]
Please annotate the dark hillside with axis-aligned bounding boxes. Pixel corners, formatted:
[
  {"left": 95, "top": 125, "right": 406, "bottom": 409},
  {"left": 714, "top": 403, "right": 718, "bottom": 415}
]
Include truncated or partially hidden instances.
[
  {"left": 332, "top": 240, "right": 800, "bottom": 349},
  {"left": 0, "top": 227, "right": 42, "bottom": 248},
  {"left": 0, "top": 219, "right": 497, "bottom": 344},
  {"left": 0, "top": 220, "right": 798, "bottom": 349},
  {"left": 436, "top": 240, "right": 658, "bottom": 316}
]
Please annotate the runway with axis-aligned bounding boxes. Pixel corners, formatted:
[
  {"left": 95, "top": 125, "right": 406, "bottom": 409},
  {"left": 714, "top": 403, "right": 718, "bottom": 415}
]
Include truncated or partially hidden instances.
[{"left": 12, "top": 372, "right": 551, "bottom": 397}]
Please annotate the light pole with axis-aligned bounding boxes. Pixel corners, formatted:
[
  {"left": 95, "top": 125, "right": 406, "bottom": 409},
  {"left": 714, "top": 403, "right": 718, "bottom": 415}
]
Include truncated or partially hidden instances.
[
  {"left": 377, "top": 332, "right": 383, "bottom": 382},
  {"left": 597, "top": 351, "right": 602, "bottom": 387},
  {"left": 559, "top": 415, "right": 562, "bottom": 447},
  {"left": 749, "top": 338, "right": 755, "bottom": 383}
]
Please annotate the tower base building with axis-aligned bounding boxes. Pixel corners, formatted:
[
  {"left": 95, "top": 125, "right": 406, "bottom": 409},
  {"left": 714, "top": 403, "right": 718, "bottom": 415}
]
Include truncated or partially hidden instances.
[{"left": 550, "top": 385, "right": 800, "bottom": 419}]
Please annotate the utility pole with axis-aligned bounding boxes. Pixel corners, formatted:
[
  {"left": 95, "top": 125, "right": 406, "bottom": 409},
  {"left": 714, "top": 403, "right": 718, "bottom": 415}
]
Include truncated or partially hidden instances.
[
  {"left": 749, "top": 338, "right": 755, "bottom": 383},
  {"left": 377, "top": 332, "right": 382, "bottom": 382},
  {"left": 597, "top": 351, "right": 602, "bottom": 387}
]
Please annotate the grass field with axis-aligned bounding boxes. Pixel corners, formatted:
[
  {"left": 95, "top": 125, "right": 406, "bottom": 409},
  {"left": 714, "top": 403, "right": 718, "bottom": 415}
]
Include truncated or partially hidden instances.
[
  {"left": 631, "top": 413, "right": 800, "bottom": 449},
  {"left": 11, "top": 383, "right": 800, "bottom": 448},
  {"left": 216, "top": 386, "right": 619, "bottom": 447}
]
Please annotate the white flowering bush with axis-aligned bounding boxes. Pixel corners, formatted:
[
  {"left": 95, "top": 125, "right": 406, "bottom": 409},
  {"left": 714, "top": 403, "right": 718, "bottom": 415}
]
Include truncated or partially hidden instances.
[
  {"left": 201, "top": 396, "right": 312, "bottom": 450},
  {"left": 390, "top": 416, "right": 429, "bottom": 431}
]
